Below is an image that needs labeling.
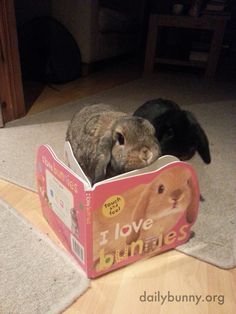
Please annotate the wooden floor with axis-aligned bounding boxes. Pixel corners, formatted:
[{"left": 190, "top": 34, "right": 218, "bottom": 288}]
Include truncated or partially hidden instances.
[
  {"left": 1, "top": 62, "right": 236, "bottom": 314},
  {"left": 27, "top": 58, "right": 142, "bottom": 115}
]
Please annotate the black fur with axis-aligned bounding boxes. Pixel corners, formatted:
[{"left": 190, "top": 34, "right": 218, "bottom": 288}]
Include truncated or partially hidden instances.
[{"left": 133, "top": 99, "right": 211, "bottom": 164}]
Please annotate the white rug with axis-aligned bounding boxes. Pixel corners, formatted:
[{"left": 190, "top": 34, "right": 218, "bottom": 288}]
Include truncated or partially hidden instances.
[
  {"left": 0, "top": 74, "right": 236, "bottom": 269},
  {"left": 0, "top": 198, "right": 90, "bottom": 314}
]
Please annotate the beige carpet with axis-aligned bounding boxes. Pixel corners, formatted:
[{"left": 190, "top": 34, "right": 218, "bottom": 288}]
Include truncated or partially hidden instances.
[
  {"left": 0, "top": 198, "right": 90, "bottom": 314},
  {"left": 0, "top": 73, "right": 236, "bottom": 269}
]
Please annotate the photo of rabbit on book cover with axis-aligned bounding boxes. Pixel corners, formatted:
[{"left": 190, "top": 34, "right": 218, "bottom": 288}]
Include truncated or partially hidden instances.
[{"left": 36, "top": 142, "right": 199, "bottom": 278}]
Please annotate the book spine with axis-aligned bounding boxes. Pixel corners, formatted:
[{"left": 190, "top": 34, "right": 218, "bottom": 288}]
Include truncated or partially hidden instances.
[
  {"left": 84, "top": 189, "right": 93, "bottom": 276},
  {"left": 67, "top": 185, "right": 89, "bottom": 274}
]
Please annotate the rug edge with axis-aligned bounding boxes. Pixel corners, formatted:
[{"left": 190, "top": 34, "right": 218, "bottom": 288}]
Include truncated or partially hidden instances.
[{"left": 0, "top": 197, "right": 90, "bottom": 312}]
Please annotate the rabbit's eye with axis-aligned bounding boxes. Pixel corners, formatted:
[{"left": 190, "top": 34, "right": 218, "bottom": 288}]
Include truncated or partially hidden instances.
[
  {"left": 166, "top": 127, "right": 174, "bottom": 137},
  {"left": 162, "top": 127, "right": 174, "bottom": 141},
  {"left": 116, "top": 132, "right": 125, "bottom": 145},
  {"left": 157, "top": 184, "right": 165, "bottom": 194}
]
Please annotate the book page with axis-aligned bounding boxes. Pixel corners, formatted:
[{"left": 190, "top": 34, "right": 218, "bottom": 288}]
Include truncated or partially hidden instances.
[
  {"left": 64, "top": 142, "right": 91, "bottom": 188},
  {"left": 91, "top": 157, "right": 199, "bottom": 277}
]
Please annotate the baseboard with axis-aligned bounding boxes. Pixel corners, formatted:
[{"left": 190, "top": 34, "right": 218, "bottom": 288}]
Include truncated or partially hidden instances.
[{"left": 81, "top": 53, "right": 141, "bottom": 77}]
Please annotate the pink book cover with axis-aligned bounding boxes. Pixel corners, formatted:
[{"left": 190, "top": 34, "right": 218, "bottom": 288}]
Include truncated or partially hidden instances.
[{"left": 36, "top": 142, "right": 199, "bottom": 278}]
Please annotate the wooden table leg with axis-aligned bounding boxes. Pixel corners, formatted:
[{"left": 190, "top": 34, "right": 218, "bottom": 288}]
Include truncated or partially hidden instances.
[
  {"left": 144, "top": 15, "right": 158, "bottom": 75},
  {"left": 205, "top": 22, "right": 227, "bottom": 78}
]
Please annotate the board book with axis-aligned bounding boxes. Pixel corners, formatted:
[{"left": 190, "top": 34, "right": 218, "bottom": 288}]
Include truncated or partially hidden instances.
[{"left": 36, "top": 142, "right": 199, "bottom": 278}]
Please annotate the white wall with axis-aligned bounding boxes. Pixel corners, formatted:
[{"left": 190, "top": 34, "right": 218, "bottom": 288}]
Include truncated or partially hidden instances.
[{"left": 51, "top": 0, "right": 96, "bottom": 63}]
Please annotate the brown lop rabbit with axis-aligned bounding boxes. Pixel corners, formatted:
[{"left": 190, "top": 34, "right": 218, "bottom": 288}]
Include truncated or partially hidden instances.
[{"left": 66, "top": 104, "right": 161, "bottom": 184}]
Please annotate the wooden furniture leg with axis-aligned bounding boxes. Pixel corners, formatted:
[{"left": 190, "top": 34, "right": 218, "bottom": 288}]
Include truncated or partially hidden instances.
[
  {"left": 0, "top": 102, "right": 5, "bottom": 127},
  {"left": 144, "top": 15, "right": 158, "bottom": 75},
  {"left": 205, "top": 22, "right": 227, "bottom": 78}
]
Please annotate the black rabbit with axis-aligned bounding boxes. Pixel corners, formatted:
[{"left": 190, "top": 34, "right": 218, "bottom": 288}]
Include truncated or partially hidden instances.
[{"left": 133, "top": 98, "right": 211, "bottom": 164}]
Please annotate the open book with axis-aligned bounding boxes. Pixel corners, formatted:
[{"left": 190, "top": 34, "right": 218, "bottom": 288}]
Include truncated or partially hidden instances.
[{"left": 36, "top": 142, "right": 199, "bottom": 278}]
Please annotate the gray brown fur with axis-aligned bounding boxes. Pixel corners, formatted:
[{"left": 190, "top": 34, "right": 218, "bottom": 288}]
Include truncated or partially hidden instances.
[{"left": 66, "top": 104, "right": 161, "bottom": 184}]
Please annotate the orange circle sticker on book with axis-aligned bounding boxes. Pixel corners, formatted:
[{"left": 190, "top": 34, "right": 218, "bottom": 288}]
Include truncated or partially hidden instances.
[{"left": 102, "top": 195, "right": 125, "bottom": 218}]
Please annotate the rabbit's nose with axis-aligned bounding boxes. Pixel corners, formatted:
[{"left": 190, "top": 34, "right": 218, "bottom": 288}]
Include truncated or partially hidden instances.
[
  {"left": 172, "top": 189, "right": 182, "bottom": 201},
  {"left": 140, "top": 147, "right": 153, "bottom": 162}
]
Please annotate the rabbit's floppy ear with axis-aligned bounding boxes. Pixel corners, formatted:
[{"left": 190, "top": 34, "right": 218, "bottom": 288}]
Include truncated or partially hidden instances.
[
  {"left": 126, "top": 185, "right": 151, "bottom": 245},
  {"left": 185, "top": 176, "right": 198, "bottom": 224},
  {"left": 93, "top": 130, "right": 113, "bottom": 184},
  {"left": 195, "top": 124, "right": 211, "bottom": 164},
  {"left": 185, "top": 111, "right": 211, "bottom": 164}
]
